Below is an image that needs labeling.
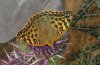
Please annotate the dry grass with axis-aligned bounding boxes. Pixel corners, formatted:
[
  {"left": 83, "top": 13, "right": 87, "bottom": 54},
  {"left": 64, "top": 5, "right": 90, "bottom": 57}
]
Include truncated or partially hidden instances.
[{"left": 63, "top": 0, "right": 100, "bottom": 65}]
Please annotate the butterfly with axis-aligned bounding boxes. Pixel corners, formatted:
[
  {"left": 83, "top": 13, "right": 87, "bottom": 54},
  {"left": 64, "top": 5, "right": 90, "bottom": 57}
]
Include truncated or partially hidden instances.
[{"left": 17, "top": 11, "right": 72, "bottom": 47}]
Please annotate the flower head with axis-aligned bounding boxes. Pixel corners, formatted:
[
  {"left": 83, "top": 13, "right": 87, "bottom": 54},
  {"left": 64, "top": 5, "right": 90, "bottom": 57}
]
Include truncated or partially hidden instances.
[{"left": 1, "top": 40, "right": 67, "bottom": 65}]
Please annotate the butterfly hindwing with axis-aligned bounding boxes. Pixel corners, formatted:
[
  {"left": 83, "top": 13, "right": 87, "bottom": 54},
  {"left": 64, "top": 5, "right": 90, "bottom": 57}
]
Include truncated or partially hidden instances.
[{"left": 17, "top": 11, "right": 72, "bottom": 47}]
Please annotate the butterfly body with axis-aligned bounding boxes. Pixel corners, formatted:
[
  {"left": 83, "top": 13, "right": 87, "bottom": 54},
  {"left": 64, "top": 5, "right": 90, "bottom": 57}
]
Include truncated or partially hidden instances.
[{"left": 17, "top": 11, "right": 72, "bottom": 47}]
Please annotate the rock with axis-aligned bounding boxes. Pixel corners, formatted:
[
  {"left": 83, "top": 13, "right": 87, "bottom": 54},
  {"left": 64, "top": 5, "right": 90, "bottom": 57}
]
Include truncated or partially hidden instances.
[{"left": 0, "top": 0, "right": 63, "bottom": 43}]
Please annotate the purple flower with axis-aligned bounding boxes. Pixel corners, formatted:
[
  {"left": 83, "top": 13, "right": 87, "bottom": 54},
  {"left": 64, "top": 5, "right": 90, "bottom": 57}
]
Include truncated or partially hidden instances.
[{"left": 0, "top": 40, "right": 67, "bottom": 65}]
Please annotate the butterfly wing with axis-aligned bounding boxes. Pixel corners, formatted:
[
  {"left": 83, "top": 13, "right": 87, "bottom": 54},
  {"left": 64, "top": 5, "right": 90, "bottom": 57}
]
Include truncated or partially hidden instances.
[{"left": 17, "top": 11, "right": 72, "bottom": 47}]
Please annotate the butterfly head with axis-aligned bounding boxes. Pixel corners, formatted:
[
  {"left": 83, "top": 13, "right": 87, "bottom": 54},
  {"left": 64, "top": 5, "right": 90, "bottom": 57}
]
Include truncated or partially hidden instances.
[
  {"left": 64, "top": 11, "right": 72, "bottom": 17},
  {"left": 64, "top": 11, "right": 72, "bottom": 24}
]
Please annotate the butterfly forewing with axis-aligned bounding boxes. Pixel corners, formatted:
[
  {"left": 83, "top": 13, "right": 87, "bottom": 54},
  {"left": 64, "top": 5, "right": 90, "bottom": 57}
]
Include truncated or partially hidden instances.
[{"left": 17, "top": 11, "right": 72, "bottom": 47}]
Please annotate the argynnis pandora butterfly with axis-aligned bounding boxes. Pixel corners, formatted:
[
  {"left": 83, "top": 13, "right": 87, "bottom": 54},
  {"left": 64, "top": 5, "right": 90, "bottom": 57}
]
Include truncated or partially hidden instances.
[{"left": 17, "top": 11, "right": 72, "bottom": 47}]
